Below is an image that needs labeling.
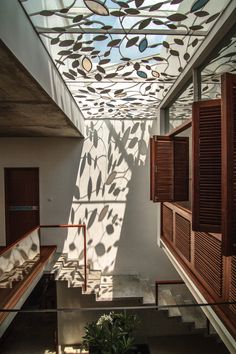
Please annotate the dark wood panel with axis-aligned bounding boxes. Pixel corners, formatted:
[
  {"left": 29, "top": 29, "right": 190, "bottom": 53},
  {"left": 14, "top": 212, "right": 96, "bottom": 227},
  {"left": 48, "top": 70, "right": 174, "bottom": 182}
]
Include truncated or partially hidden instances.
[
  {"left": 175, "top": 213, "right": 191, "bottom": 262},
  {"left": 155, "top": 136, "right": 173, "bottom": 202},
  {"left": 229, "top": 256, "right": 236, "bottom": 314},
  {"left": 174, "top": 137, "right": 189, "bottom": 201},
  {"left": 192, "top": 99, "right": 221, "bottom": 233},
  {"left": 194, "top": 232, "right": 223, "bottom": 297},
  {"left": 221, "top": 73, "right": 236, "bottom": 255},
  {"left": 162, "top": 204, "right": 173, "bottom": 242}
]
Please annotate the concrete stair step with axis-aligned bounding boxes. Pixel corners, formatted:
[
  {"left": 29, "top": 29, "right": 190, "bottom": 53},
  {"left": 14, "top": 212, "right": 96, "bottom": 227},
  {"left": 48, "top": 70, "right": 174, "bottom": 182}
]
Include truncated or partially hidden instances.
[{"left": 158, "top": 289, "right": 181, "bottom": 317}]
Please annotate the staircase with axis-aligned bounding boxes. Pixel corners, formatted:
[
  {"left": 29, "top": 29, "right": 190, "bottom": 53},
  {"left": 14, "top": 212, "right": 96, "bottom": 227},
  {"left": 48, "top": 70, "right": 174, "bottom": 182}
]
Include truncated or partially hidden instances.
[{"left": 51, "top": 254, "right": 230, "bottom": 354}]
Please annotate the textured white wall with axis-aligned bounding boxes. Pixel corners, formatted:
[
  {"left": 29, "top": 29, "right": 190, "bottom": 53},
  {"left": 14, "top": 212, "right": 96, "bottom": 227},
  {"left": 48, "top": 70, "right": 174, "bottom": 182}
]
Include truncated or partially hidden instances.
[{"left": 0, "top": 131, "right": 178, "bottom": 281}]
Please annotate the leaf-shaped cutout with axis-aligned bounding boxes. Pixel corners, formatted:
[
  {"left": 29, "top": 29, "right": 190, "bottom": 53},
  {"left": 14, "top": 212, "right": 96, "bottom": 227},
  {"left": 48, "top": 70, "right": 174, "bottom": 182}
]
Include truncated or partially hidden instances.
[
  {"left": 51, "top": 37, "right": 59, "bottom": 45},
  {"left": 69, "top": 69, "right": 77, "bottom": 76},
  {"left": 73, "top": 42, "right": 82, "bottom": 51},
  {"left": 167, "top": 13, "right": 187, "bottom": 21},
  {"left": 128, "top": 137, "right": 138, "bottom": 149},
  {"left": 98, "top": 205, "right": 109, "bottom": 221},
  {"left": 152, "top": 70, "right": 160, "bottom": 78},
  {"left": 139, "top": 18, "right": 152, "bottom": 30},
  {"left": 72, "top": 60, "right": 80, "bottom": 68},
  {"left": 139, "top": 38, "right": 148, "bottom": 52},
  {"left": 166, "top": 23, "right": 177, "bottom": 29},
  {"left": 206, "top": 12, "right": 220, "bottom": 24},
  {"left": 190, "top": 0, "right": 209, "bottom": 13},
  {"left": 58, "top": 50, "right": 72, "bottom": 55},
  {"left": 97, "top": 65, "right": 106, "bottom": 74},
  {"left": 73, "top": 14, "right": 83, "bottom": 23},
  {"left": 59, "top": 39, "right": 74, "bottom": 47},
  {"left": 82, "top": 56, "right": 92, "bottom": 72},
  {"left": 106, "top": 171, "right": 117, "bottom": 185},
  {"left": 63, "top": 72, "right": 75, "bottom": 80},
  {"left": 84, "top": 0, "right": 109, "bottom": 15},
  {"left": 153, "top": 56, "right": 165, "bottom": 61},
  {"left": 111, "top": 10, "right": 126, "bottom": 16},
  {"left": 77, "top": 68, "right": 87, "bottom": 76},
  {"left": 174, "top": 38, "right": 184, "bottom": 45},
  {"left": 150, "top": 2, "right": 164, "bottom": 11},
  {"left": 94, "top": 156, "right": 98, "bottom": 169},
  {"left": 162, "top": 41, "right": 169, "bottom": 48},
  {"left": 170, "top": 49, "right": 179, "bottom": 56},
  {"left": 184, "top": 52, "right": 190, "bottom": 61},
  {"left": 88, "top": 86, "right": 96, "bottom": 93},
  {"left": 137, "top": 70, "right": 147, "bottom": 78},
  {"left": 95, "top": 73, "right": 102, "bottom": 81},
  {"left": 81, "top": 46, "right": 95, "bottom": 52},
  {"left": 125, "top": 8, "right": 140, "bottom": 15},
  {"left": 40, "top": 10, "right": 54, "bottom": 16},
  {"left": 192, "top": 38, "right": 199, "bottom": 47},
  {"left": 194, "top": 10, "right": 209, "bottom": 17},
  {"left": 134, "top": 62, "right": 140, "bottom": 70},
  {"left": 108, "top": 39, "right": 121, "bottom": 47},
  {"left": 88, "top": 208, "right": 97, "bottom": 229},
  {"left": 189, "top": 25, "right": 204, "bottom": 30},
  {"left": 87, "top": 177, "right": 92, "bottom": 200},
  {"left": 94, "top": 35, "right": 108, "bottom": 41},
  {"left": 126, "top": 36, "right": 139, "bottom": 48},
  {"left": 99, "top": 59, "right": 110, "bottom": 65},
  {"left": 135, "top": 0, "right": 144, "bottom": 7}
]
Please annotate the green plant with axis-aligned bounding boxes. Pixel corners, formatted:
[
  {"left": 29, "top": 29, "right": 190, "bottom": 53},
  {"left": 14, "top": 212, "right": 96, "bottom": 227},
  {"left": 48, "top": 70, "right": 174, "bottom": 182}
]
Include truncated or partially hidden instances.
[{"left": 81, "top": 311, "right": 140, "bottom": 354}]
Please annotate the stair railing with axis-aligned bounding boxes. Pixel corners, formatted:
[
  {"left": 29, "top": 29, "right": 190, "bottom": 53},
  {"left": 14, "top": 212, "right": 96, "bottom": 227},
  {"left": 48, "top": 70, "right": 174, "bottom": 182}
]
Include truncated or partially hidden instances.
[
  {"left": 155, "top": 279, "right": 184, "bottom": 306},
  {"left": 40, "top": 224, "right": 87, "bottom": 292}
]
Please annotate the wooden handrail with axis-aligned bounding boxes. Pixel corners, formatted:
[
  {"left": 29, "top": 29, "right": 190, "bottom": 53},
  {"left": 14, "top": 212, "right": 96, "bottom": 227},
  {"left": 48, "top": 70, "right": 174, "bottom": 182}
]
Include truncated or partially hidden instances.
[
  {"left": 40, "top": 224, "right": 87, "bottom": 292},
  {"left": 155, "top": 279, "right": 184, "bottom": 306}
]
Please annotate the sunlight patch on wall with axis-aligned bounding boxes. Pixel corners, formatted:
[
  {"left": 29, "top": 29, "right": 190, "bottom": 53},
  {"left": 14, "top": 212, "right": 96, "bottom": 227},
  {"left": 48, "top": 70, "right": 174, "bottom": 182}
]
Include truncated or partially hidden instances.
[{"left": 63, "top": 119, "right": 152, "bottom": 272}]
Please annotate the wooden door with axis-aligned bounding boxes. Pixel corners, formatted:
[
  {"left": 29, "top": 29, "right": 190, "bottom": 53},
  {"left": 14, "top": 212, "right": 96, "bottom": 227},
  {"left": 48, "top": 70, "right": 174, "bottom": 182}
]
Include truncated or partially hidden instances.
[{"left": 5, "top": 168, "right": 39, "bottom": 245}]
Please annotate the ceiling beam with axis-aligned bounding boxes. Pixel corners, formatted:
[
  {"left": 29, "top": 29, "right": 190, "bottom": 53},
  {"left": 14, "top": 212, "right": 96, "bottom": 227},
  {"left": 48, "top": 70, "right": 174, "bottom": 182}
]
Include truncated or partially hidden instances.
[{"left": 37, "top": 27, "right": 207, "bottom": 36}]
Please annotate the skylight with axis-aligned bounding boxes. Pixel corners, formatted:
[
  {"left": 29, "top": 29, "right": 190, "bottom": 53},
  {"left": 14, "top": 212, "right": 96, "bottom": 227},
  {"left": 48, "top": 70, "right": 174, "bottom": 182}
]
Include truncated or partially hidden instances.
[{"left": 20, "top": 0, "right": 230, "bottom": 119}]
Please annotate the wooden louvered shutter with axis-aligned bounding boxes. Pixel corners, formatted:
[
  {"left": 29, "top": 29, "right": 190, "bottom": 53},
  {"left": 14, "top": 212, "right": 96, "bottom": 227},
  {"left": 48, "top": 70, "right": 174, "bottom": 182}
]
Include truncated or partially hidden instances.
[
  {"left": 192, "top": 99, "right": 221, "bottom": 233},
  {"left": 174, "top": 137, "right": 189, "bottom": 201},
  {"left": 151, "top": 136, "right": 173, "bottom": 202},
  {"left": 150, "top": 136, "right": 189, "bottom": 202},
  {"left": 221, "top": 73, "right": 236, "bottom": 255}
]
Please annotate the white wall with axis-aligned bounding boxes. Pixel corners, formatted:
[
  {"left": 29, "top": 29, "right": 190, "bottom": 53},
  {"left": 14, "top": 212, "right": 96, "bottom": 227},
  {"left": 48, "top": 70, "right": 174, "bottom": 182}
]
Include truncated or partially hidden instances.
[{"left": 0, "top": 125, "right": 178, "bottom": 281}]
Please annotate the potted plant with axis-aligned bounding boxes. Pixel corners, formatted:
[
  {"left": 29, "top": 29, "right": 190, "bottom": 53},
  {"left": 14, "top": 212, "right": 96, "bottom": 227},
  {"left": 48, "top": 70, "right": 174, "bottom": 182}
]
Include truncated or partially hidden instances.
[{"left": 81, "top": 311, "right": 140, "bottom": 354}]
